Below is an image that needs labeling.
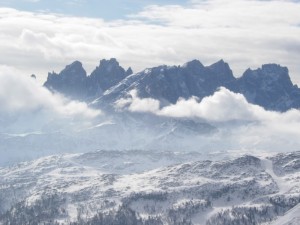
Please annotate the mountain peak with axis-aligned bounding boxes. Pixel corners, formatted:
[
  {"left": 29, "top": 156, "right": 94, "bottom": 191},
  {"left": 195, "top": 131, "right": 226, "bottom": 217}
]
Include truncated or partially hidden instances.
[
  {"left": 243, "top": 64, "right": 290, "bottom": 81},
  {"left": 61, "top": 60, "right": 86, "bottom": 78},
  {"left": 44, "top": 60, "right": 87, "bottom": 99},
  {"left": 99, "top": 58, "right": 119, "bottom": 68},
  {"left": 261, "top": 63, "right": 288, "bottom": 74},
  {"left": 238, "top": 64, "right": 296, "bottom": 111},
  {"left": 208, "top": 59, "right": 234, "bottom": 81},
  {"left": 183, "top": 59, "right": 204, "bottom": 69},
  {"left": 68, "top": 60, "right": 82, "bottom": 67},
  {"left": 126, "top": 67, "right": 133, "bottom": 76},
  {"left": 208, "top": 59, "right": 229, "bottom": 70},
  {"left": 86, "top": 58, "right": 130, "bottom": 96}
]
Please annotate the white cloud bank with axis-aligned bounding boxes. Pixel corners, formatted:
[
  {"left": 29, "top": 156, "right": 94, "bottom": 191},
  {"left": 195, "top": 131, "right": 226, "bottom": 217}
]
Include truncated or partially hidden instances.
[
  {"left": 0, "top": 66, "right": 101, "bottom": 132},
  {"left": 116, "top": 88, "right": 300, "bottom": 151},
  {"left": 158, "top": 89, "right": 261, "bottom": 121},
  {"left": 115, "top": 87, "right": 275, "bottom": 122},
  {"left": 0, "top": 0, "right": 300, "bottom": 83}
]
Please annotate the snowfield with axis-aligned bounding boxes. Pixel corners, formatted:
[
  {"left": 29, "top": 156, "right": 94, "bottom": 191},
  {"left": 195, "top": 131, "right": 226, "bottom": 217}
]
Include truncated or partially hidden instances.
[{"left": 0, "top": 150, "right": 299, "bottom": 224}]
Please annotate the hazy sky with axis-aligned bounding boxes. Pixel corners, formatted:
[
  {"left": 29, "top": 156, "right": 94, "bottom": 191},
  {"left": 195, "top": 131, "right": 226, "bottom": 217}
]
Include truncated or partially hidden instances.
[{"left": 0, "top": 0, "right": 300, "bottom": 84}]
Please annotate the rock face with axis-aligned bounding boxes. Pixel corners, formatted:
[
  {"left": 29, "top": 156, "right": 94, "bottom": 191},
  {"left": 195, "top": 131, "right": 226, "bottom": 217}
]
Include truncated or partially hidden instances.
[
  {"left": 236, "top": 64, "right": 300, "bottom": 111},
  {"left": 140, "top": 59, "right": 235, "bottom": 103},
  {"left": 98, "top": 59, "right": 236, "bottom": 106},
  {"left": 44, "top": 61, "right": 87, "bottom": 99},
  {"left": 86, "top": 58, "right": 132, "bottom": 97},
  {"left": 44, "top": 59, "right": 300, "bottom": 111},
  {"left": 44, "top": 58, "right": 132, "bottom": 99}
]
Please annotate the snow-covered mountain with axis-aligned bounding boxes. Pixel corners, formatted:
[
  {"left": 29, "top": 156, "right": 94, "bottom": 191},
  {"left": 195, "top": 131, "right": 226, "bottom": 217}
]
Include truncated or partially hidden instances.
[
  {"left": 0, "top": 151, "right": 299, "bottom": 225},
  {"left": 44, "top": 59, "right": 300, "bottom": 111}
]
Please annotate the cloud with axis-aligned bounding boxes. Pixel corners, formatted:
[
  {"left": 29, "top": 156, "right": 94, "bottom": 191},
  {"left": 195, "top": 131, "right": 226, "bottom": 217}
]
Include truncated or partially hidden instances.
[
  {"left": 158, "top": 88, "right": 263, "bottom": 121},
  {"left": 0, "top": 0, "right": 299, "bottom": 84},
  {"left": 0, "top": 65, "right": 101, "bottom": 132},
  {"left": 116, "top": 87, "right": 300, "bottom": 151},
  {"left": 115, "top": 90, "right": 160, "bottom": 113},
  {"left": 115, "top": 87, "right": 266, "bottom": 122}
]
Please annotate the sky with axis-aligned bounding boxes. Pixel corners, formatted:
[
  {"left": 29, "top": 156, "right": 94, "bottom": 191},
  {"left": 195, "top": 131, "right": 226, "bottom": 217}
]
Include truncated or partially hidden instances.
[
  {"left": 0, "top": 0, "right": 300, "bottom": 84},
  {"left": 0, "top": 0, "right": 189, "bottom": 19}
]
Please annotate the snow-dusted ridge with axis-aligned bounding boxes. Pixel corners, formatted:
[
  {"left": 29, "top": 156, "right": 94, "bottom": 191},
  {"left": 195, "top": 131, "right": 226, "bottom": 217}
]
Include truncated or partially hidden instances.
[{"left": 0, "top": 150, "right": 299, "bottom": 224}]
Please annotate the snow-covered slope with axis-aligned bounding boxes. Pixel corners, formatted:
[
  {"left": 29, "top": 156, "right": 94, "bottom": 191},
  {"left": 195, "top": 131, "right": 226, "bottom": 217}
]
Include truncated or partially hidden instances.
[
  {"left": 0, "top": 151, "right": 299, "bottom": 225},
  {"left": 270, "top": 204, "right": 300, "bottom": 225}
]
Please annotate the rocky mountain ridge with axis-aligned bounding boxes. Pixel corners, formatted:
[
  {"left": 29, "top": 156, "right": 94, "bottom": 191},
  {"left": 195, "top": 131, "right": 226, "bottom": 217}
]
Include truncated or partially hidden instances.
[
  {"left": 44, "top": 59, "right": 300, "bottom": 111},
  {"left": 44, "top": 58, "right": 133, "bottom": 100}
]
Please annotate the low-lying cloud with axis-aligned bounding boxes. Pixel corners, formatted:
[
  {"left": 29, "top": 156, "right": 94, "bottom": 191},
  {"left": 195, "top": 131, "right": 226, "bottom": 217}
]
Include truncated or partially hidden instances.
[
  {"left": 0, "top": 65, "right": 101, "bottom": 132},
  {"left": 115, "top": 87, "right": 270, "bottom": 122},
  {"left": 116, "top": 87, "right": 300, "bottom": 152},
  {"left": 159, "top": 88, "right": 263, "bottom": 121}
]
